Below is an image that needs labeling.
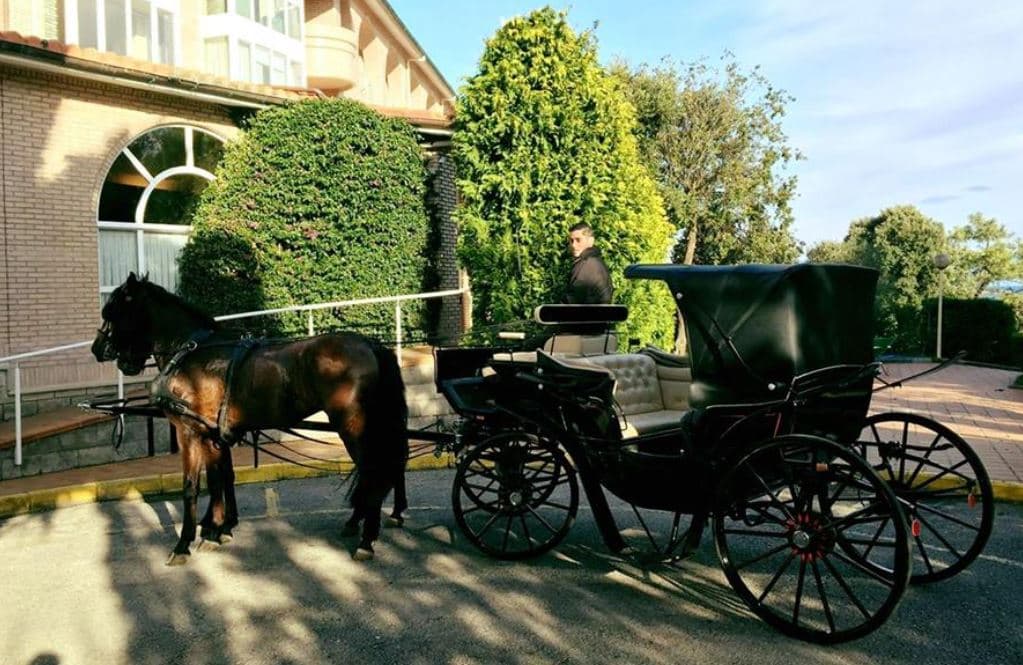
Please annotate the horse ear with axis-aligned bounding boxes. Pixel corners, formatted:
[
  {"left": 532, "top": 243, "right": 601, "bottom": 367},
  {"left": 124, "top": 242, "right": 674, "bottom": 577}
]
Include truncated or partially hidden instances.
[
  {"left": 140, "top": 272, "right": 150, "bottom": 283},
  {"left": 127, "top": 272, "right": 138, "bottom": 285}
]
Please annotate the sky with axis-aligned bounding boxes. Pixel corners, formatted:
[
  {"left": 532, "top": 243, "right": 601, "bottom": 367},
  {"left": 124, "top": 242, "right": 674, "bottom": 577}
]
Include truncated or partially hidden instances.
[{"left": 388, "top": 0, "right": 1023, "bottom": 249}]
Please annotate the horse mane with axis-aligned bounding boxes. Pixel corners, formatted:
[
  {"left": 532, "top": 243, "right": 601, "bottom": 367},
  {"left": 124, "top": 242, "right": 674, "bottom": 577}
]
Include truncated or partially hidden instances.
[{"left": 140, "top": 279, "right": 219, "bottom": 330}]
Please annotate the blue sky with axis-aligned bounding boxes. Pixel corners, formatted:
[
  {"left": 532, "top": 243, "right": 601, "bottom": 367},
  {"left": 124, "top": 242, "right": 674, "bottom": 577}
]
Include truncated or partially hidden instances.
[{"left": 389, "top": 0, "right": 1022, "bottom": 249}]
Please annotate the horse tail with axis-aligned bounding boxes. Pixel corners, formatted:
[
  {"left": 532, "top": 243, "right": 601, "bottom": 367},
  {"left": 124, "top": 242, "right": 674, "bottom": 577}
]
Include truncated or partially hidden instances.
[{"left": 369, "top": 341, "right": 409, "bottom": 472}]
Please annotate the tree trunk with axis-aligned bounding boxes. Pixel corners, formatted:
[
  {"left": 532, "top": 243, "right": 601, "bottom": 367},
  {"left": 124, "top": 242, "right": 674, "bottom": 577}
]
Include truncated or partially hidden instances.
[{"left": 673, "top": 227, "right": 698, "bottom": 354}]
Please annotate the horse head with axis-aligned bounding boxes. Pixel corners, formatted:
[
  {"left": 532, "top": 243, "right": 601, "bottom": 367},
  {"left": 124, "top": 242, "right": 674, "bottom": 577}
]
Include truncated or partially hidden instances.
[{"left": 92, "top": 272, "right": 155, "bottom": 375}]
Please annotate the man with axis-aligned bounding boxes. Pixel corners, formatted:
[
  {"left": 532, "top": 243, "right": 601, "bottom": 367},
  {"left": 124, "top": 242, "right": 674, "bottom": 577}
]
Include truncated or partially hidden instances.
[{"left": 565, "top": 222, "right": 612, "bottom": 304}]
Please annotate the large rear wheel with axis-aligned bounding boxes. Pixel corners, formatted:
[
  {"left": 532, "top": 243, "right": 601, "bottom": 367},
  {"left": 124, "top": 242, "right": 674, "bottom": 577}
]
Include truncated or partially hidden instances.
[
  {"left": 714, "top": 436, "right": 910, "bottom": 644},
  {"left": 452, "top": 432, "right": 578, "bottom": 560},
  {"left": 855, "top": 412, "right": 994, "bottom": 583}
]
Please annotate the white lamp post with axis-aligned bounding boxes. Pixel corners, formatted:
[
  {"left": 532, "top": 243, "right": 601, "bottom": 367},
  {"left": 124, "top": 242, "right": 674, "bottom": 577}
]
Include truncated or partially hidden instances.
[{"left": 933, "top": 252, "right": 951, "bottom": 359}]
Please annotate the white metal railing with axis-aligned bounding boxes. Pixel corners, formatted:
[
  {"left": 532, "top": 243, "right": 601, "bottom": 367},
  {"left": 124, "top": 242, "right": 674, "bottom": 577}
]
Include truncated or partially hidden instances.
[{"left": 0, "top": 286, "right": 466, "bottom": 467}]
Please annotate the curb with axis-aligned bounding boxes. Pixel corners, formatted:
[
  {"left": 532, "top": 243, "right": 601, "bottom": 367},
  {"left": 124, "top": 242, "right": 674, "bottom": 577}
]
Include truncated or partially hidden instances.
[
  {"left": 0, "top": 453, "right": 454, "bottom": 519},
  {"left": 1, "top": 456, "right": 1020, "bottom": 519}
]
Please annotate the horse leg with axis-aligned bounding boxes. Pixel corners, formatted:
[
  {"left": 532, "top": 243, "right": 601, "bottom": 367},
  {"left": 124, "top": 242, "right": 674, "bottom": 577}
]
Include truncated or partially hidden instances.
[
  {"left": 385, "top": 470, "right": 407, "bottom": 528},
  {"left": 354, "top": 471, "right": 393, "bottom": 561},
  {"left": 340, "top": 476, "right": 365, "bottom": 538},
  {"left": 198, "top": 443, "right": 229, "bottom": 549},
  {"left": 221, "top": 444, "right": 239, "bottom": 541},
  {"left": 168, "top": 436, "right": 201, "bottom": 565}
]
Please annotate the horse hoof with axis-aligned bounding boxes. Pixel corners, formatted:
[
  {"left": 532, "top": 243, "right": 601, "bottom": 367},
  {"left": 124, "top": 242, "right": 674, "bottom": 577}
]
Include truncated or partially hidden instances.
[
  {"left": 340, "top": 523, "right": 360, "bottom": 538},
  {"left": 353, "top": 547, "right": 375, "bottom": 561},
  {"left": 197, "top": 539, "right": 222, "bottom": 552},
  {"left": 384, "top": 516, "right": 404, "bottom": 529},
  {"left": 166, "top": 552, "right": 190, "bottom": 566}
]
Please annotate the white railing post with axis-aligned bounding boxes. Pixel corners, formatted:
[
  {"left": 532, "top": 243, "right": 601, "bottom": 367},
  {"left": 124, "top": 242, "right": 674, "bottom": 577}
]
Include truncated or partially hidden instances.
[
  {"left": 14, "top": 362, "right": 22, "bottom": 466},
  {"left": 307, "top": 310, "right": 315, "bottom": 337},
  {"left": 117, "top": 370, "right": 124, "bottom": 400},
  {"left": 395, "top": 301, "right": 403, "bottom": 364}
]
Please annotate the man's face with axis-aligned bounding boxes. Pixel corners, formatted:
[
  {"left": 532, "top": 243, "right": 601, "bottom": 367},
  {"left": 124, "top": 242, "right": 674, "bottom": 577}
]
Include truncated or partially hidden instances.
[{"left": 568, "top": 230, "right": 594, "bottom": 258}]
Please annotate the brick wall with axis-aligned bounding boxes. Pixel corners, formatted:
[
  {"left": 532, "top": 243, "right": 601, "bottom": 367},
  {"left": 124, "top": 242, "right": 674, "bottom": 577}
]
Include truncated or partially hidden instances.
[{"left": 0, "top": 63, "right": 239, "bottom": 391}]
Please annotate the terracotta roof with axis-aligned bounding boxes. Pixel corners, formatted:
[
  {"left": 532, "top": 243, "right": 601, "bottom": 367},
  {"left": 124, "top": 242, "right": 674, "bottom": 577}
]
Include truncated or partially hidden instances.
[{"left": 0, "top": 31, "right": 453, "bottom": 128}]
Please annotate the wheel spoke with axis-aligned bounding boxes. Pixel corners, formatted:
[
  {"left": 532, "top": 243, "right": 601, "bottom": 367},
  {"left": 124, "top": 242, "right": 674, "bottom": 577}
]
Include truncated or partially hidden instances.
[
  {"left": 792, "top": 558, "right": 807, "bottom": 625},
  {"left": 830, "top": 549, "right": 896, "bottom": 588},
  {"left": 820, "top": 555, "right": 872, "bottom": 620},
  {"left": 472, "top": 511, "right": 502, "bottom": 539},
  {"left": 905, "top": 431, "right": 943, "bottom": 485},
  {"left": 916, "top": 511, "right": 964, "bottom": 560},
  {"left": 733, "top": 541, "right": 791, "bottom": 571},
  {"left": 526, "top": 504, "right": 558, "bottom": 534},
  {"left": 748, "top": 465, "right": 795, "bottom": 521},
  {"left": 912, "top": 500, "right": 982, "bottom": 531},
  {"left": 811, "top": 559, "right": 837, "bottom": 634},
  {"left": 757, "top": 551, "right": 797, "bottom": 603},
  {"left": 722, "top": 528, "right": 790, "bottom": 539}
]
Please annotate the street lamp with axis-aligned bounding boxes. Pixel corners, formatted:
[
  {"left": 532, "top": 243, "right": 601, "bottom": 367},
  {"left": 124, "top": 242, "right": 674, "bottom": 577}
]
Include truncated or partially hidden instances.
[{"left": 933, "top": 252, "right": 951, "bottom": 359}]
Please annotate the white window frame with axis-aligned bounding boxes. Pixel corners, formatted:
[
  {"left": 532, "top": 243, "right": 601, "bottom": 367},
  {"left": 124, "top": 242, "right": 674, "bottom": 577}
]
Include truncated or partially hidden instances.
[
  {"left": 97, "top": 125, "right": 225, "bottom": 299},
  {"left": 65, "top": 0, "right": 180, "bottom": 65},
  {"left": 200, "top": 0, "right": 304, "bottom": 85}
]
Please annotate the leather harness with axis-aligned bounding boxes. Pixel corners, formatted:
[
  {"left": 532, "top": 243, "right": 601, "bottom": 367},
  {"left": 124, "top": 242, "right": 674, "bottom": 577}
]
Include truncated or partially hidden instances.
[{"left": 150, "top": 331, "right": 261, "bottom": 445}]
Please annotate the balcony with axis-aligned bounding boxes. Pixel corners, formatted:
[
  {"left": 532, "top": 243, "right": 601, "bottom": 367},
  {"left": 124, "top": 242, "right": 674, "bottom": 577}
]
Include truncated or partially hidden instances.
[{"left": 304, "top": 24, "right": 358, "bottom": 91}]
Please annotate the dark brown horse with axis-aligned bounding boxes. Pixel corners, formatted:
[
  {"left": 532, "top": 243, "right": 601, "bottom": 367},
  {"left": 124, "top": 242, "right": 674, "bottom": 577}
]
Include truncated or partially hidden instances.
[{"left": 91, "top": 273, "right": 408, "bottom": 564}]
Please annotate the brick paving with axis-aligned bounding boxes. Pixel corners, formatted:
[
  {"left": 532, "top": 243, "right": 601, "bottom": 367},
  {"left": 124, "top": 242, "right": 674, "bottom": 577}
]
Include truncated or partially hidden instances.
[{"left": 0, "top": 362, "right": 1020, "bottom": 508}]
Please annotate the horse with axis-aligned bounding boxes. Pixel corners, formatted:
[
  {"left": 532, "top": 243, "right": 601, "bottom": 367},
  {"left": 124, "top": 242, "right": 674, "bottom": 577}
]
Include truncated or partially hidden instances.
[{"left": 91, "top": 273, "right": 409, "bottom": 564}]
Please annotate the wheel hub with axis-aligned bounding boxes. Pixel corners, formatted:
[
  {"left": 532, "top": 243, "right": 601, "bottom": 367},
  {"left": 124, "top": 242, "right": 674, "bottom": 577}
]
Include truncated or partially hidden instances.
[{"left": 787, "top": 513, "right": 834, "bottom": 561}]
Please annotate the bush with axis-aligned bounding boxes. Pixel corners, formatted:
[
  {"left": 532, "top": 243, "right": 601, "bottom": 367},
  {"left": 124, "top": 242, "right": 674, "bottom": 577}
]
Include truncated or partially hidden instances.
[
  {"left": 922, "top": 298, "right": 1018, "bottom": 364},
  {"left": 453, "top": 8, "right": 675, "bottom": 347},
  {"left": 179, "top": 98, "right": 431, "bottom": 337}
]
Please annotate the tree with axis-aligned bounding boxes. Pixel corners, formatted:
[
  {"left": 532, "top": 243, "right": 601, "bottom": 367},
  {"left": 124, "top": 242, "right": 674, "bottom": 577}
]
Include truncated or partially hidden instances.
[
  {"left": 946, "top": 212, "right": 1023, "bottom": 298},
  {"left": 178, "top": 98, "right": 431, "bottom": 335},
  {"left": 453, "top": 8, "right": 675, "bottom": 346},
  {"left": 612, "top": 55, "right": 802, "bottom": 266},
  {"left": 808, "top": 205, "right": 945, "bottom": 348}
]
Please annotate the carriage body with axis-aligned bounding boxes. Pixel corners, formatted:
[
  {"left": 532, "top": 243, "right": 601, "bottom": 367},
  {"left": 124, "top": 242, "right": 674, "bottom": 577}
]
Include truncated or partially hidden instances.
[{"left": 438, "top": 263, "right": 994, "bottom": 644}]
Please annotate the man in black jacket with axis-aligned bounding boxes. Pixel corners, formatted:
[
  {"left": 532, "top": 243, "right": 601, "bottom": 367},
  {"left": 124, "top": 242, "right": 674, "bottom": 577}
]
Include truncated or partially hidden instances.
[{"left": 566, "top": 222, "right": 612, "bottom": 304}]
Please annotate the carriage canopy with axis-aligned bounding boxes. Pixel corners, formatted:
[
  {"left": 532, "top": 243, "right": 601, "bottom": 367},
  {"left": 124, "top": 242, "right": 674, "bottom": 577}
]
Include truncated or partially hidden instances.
[{"left": 625, "top": 263, "right": 879, "bottom": 407}]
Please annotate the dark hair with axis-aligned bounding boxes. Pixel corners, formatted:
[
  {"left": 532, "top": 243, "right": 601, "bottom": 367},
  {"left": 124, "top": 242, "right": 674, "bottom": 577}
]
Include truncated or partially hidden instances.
[{"left": 568, "top": 222, "right": 593, "bottom": 235}]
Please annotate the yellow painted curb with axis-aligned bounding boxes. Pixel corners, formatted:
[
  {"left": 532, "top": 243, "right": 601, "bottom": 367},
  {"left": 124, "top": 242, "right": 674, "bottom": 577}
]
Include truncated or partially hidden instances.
[
  {"left": 992, "top": 480, "right": 1023, "bottom": 502},
  {"left": 0, "top": 454, "right": 457, "bottom": 519}
]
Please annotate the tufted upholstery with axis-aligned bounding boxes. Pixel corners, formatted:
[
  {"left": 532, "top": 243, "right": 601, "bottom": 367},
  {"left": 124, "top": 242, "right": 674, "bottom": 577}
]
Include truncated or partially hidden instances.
[{"left": 582, "top": 354, "right": 692, "bottom": 437}]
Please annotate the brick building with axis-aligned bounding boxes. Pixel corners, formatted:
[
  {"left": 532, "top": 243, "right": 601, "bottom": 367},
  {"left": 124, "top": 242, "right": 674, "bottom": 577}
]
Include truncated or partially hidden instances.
[{"left": 0, "top": 0, "right": 460, "bottom": 414}]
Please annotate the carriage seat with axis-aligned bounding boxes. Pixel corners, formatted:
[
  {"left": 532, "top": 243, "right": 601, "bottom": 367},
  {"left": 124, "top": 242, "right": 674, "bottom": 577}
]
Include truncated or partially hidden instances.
[{"left": 569, "top": 351, "right": 692, "bottom": 438}]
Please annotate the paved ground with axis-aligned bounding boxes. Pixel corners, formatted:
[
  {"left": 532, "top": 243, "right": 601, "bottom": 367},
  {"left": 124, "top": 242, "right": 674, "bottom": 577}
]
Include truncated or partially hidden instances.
[{"left": 1, "top": 469, "right": 1020, "bottom": 665}]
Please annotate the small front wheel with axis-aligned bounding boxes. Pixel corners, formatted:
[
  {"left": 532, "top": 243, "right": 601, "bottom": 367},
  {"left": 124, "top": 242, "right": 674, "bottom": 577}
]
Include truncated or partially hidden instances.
[{"left": 452, "top": 432, "right": 578, "bottom": 560}]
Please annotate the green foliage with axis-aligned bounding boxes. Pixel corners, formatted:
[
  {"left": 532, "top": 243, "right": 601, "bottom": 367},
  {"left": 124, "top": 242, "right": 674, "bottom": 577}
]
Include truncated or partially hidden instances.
[
  {"left": 612, "top": 55, "right": 802, "bottom": 266},
  {"left": 808, "top": 205, "right": 944, "bottom": 350},
  {"left": 945, "top": 212, "right": 1023, "bottom": 298},
  {"left": 178, "top": 98, "right": 431, "bottom": 336},
  {"left": 453, "top": 8, "right": 674, "bottom": 346},
  {"left": 923, "top": 298, "right": 1017, "bottom": 364}
]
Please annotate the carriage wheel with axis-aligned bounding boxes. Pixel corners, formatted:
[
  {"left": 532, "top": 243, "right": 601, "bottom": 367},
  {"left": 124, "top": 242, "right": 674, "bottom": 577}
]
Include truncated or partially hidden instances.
[
  {"left": 452, "top": 432, "right": 578, "bottom": 560},
  {"left": 714, "top": 435, "right": 910, "bottom": 644},
  {"left": 854, "top": 412, "right": 994, "bottom": 584}
]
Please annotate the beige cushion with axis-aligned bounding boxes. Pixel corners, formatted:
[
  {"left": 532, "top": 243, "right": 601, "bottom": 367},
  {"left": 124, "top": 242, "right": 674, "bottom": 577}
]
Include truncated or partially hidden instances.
[
  {"left": 618, "top": 410, "right": 687, "bottom": 438},
  {"left": 656, "top": 364, "right": 692, "bottom": 411},
  {"left": 542, "top": 333, "right": 618, "bottom": 355},
  {"left": 585, "top": 354, "right": 664, "bottom": 416}
]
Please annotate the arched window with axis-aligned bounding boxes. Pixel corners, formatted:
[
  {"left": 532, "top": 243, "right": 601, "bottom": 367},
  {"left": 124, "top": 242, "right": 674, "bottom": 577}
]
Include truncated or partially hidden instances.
[{"left": 97, "top": 125, "right": 225, "bottom": 302}]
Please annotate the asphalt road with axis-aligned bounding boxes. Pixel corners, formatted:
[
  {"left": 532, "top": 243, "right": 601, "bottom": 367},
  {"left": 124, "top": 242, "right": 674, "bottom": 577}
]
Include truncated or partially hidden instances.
[{"left": 1, "top": 469, "right": 1020, "bottom": 665}]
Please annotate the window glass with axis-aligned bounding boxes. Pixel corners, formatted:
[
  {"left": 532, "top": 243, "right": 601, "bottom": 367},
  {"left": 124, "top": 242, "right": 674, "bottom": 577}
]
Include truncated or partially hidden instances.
[
  {"left": 157, "top": 9, "right": 174, "bottom": 64},
  {"left": 236, "top": 0, "right": 253, "bottom": 20},
  {"left": 144, "top": 233, "right": 189, "bottom": 292},
  {"left": 271, "top": 0, "right": 286, "bottom": 34},
  {"left": 205, "top": 0, "right": 227, "bottom": 14},
  {"left": 238, "top": 41, "right": 252, "bottom": 82},
  {"left": 287, "top": 2, "right": 301, "bottom": 38},
  {"left": 254, "top": 46, "right": 271, "bottom": 84},
  {"left": 98, "top": 230, "right": 139, "bottom": 287},
  {"left": 143, "top": 174, "right": 211, "bottom": 225},
  {"left": 257, "top": 0, "right": 271, "bottom": 27},
  {"left": 271, "top": 52, "right": 286, "bottom": 85},
  {"left": 204, "top": 37, "right": 229, "bottom": 78},
  {"left": 193, "top": 130, "right": 225, "bottom": 172},
  {"left": 99, "top": 152, "right": 147, "bottom": 222},
  {"left": 289, "top": 60, "right": 303, "bottom": 87},
  {"left": 106, "top": 0, "right": 127, "bottom": 55},
  {"left": 128, "top": 126, "right": 185, "bottom": 177},
  {"left": 130, "top": 0, "right": 150, "bottom": 60},
  {"left": 77, "top": 0, "right": 98, "bottom": 49}
]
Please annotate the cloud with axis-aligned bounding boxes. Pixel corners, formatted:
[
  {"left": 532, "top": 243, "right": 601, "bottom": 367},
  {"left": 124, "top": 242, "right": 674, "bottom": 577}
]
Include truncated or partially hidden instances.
[{"left": 964, "top": 185, "right": 991, "bottom": 193}]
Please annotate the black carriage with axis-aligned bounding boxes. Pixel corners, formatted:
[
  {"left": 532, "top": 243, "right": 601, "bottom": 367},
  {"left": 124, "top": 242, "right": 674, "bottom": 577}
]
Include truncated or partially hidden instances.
[{"left": 436, "top": 263, "right": 994, "bottom": 643}]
